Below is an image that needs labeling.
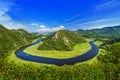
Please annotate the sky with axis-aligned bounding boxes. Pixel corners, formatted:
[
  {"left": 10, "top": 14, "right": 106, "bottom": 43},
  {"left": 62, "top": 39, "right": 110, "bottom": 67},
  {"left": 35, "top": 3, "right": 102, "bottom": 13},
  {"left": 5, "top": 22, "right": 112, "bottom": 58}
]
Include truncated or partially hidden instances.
[{"left": 0, "top": 0, "right": 120, "bottom": 33}]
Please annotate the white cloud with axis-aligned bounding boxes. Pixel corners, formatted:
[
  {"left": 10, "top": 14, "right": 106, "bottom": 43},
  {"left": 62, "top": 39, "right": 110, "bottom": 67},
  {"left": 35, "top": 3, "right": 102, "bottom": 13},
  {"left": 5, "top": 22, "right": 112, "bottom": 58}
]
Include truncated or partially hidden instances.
[
  {"left": 82, "top": 18, "right": 115, "bottom": 25},
  {"left": 63, "top": 14, "right": 81, "bottom": 23},
  {"left": 36, "top": 25, "right": 64, "bottom": 33},
  {"left": 69, "top": 17, "right": 120, "bottom": 27},
  {"left": 0, "top": 1, "right": 27, "bottom": 30},
  {"left": 59, "top": 26, "right": 64, "bottom": 29},
  {"left": 0, "top": 11, "right": 4, "bottom": 15},
  {"left": 0, "top": 9, "right": 11, "bottom": 21},
  {"left": 0, "top": 1, "right": 13, "bottom": 21},
  {"left": 31, "top": 23, "right": 38, "bottom": 26},
  {"left": 63, "top": 16, "right": 120, "bottom": 30},
  {"left": 40, "top": 25, "right": 46, "bottom": 29},
  {"left": 3, "top": 22, "right": 26, "bottom": 29},
  {"left": 96, "top": 0, "right": 120, "bottom": 10},
  {"left": 0, "top": 14, "right": 11, "bottom": 21},
  {"left": 64, "top": 17, "right": 119, "bottom": 28}
]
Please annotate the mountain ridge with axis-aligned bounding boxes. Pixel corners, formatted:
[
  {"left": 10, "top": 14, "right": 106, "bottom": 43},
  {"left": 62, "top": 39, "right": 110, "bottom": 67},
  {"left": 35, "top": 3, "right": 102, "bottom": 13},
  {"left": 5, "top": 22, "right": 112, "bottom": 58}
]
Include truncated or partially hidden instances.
[
  {"left": 0, "top": 24, "right": 37, "bottom": 58},
  {"left": 76, "top": 25, "right": 120, "bottom": 38},
  {"left": 38, "top": 30, "right": 86, "bottom": 51}
]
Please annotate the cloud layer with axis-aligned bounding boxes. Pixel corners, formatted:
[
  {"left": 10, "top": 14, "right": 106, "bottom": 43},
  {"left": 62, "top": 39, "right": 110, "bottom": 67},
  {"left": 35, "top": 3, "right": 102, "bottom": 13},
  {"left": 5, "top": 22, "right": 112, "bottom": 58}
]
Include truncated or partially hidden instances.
[
  {"left": 0, "top": 0, "right": 16, "bottom": 21},
  {"left": 96, "top": 0, "right": 120, "bottom": 10},
  {"left": 36, "top": 25, "right": 64, "bottom": 33},
  {"left": 0, "top": 7, "right": 11, "bottom": 21},
  {"left": 31, "top": 23, "right": 38, "bottom": 26},
  {"left": 4, "top": 22, "right": 27, "bottom": 29},
  {"left": 0, "top": 0, "right": 27, "bottom": 30}
]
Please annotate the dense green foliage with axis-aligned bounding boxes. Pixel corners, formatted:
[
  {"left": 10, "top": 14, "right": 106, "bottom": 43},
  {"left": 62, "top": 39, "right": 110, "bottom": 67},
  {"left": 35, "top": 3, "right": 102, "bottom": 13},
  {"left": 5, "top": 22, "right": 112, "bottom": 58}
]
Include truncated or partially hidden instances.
[
  {"left": 77, "top": 25, "right": 120, "bottom": 38},
  {"left": 0, "top": 25, "right": 119, "bottom": 80},
  {"left": 103, "top": 38, "right": 120, "bottom": 45},
  {"left": 24, "top": 42, "right": 90, "bottom": 58},
  {"left": 38, "top": 30, "right": 86, "bottom": 51},
  {"left": 0, "top": 24, "right": 38, "bottom": 58},
  {"left": 99, "top": 38, "right": 120, "bottom": 49},
  {"left": 0, "top": 61, "right": 106, "bottom": 80},
  {"left": 97, "top": 42, "right": 120, "bottom": 80},
  {"left": 0, "top": 41, "right": 119, "bottom": 80}
]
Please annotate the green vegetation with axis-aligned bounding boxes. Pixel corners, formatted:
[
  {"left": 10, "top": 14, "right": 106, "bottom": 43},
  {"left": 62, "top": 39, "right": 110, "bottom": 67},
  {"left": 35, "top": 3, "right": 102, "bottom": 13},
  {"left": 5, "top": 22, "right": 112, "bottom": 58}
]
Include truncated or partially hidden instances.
[
  {"left": 0, "top": 24, "right": 37, "bottom": 58},
  {"left": 0, "top": 24, "right": 120, "bottom": 80},
  {"left": 94, "top": 41, "right": 103, "bottom": 46},
  {"left": 77, "top": 25, "right": 120, "bottom": 38},
  {"left": 97, "top": 42, "right": 120, "bottom": 80},
  {"left": 24, "top": 41, "right": 91, "bottom": 58},
  {"left": 101, "top": 38, "right": 120, "bottom": 45},
  {"left": 1, "top": 40, "right": 119, "bottom": 80},
  {"left": 1, "top": 55, "right": 106, "bottom": 80},
  {"left": 38, "top": 30, "right": 86, "bottom": 51}
]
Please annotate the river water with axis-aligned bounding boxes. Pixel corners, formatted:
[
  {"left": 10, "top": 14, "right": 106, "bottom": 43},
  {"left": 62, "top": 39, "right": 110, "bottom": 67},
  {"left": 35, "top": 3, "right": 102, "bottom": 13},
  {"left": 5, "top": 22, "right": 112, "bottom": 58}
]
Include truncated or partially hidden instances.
[{"left": 15, "top": 38, "right": 99, "bottom": 66}]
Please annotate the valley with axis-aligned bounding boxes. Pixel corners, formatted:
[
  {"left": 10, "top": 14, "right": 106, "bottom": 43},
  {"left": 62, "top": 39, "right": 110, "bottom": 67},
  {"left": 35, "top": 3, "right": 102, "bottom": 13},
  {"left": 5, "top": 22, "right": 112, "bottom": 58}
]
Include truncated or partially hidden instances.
[
  {"left": 0, "top": 24, "right": 120, "bottom": 80},
  {"left": 15, "top": 38, "right": 98, "bottom": 65},
  {"left": 24, "top": 41, "right": 90, "bottom": 59},
  {"left": 1, "top": 0, "right": 120, "bottom": 79}
]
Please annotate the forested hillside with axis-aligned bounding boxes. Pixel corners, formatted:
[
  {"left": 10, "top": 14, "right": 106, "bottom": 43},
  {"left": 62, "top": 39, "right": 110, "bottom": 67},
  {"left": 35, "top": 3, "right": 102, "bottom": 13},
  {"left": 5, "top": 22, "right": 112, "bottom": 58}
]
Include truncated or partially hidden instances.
[
  {"left": 0, "top": 24, "right": 120, "bottom": 80},
  {"left": 0, "top": 38, "right": 119, "bottom": 80},
  {"left": 0, "top": 24, "right": 38, "bottom": 58},
  {"left": 38, "top": 30, "right": 86, "bottom": 51},
  {"left": 77, "top": 25, "right": 120, "bottom": 38}
]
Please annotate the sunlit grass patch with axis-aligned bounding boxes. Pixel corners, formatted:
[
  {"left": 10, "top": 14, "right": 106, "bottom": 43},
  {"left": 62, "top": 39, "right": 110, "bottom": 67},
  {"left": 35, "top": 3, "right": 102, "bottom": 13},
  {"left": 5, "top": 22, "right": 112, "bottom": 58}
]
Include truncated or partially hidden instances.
[
  {"left": 6, "top": 51, "right": 55, "bottom": 67},
  {"left": 24, "top": 42, "right": 91, "bottom": 59},
  {"left": 94, "top": 41, "right": 103, "bottom": 46},
  {"left": 6, "top": 39, "right": 102, "bottom": 66}
]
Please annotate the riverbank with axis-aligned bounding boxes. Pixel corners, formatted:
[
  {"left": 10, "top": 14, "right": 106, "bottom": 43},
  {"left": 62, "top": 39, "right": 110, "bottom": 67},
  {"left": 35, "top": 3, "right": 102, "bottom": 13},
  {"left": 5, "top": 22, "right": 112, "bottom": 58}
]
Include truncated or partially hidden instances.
[
  {"left": 15, "top": 39, "right": 99, "bottom": 65},
  {"left": 24, "top": 41, "right": 91, "bottom": 59}
]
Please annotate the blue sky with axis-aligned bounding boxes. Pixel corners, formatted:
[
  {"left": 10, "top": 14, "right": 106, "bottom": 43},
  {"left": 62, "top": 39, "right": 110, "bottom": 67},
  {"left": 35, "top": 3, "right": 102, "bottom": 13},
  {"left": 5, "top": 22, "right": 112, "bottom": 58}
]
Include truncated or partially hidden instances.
[{"left": 0, "top": 0, "right": 120, "bottom": 33}]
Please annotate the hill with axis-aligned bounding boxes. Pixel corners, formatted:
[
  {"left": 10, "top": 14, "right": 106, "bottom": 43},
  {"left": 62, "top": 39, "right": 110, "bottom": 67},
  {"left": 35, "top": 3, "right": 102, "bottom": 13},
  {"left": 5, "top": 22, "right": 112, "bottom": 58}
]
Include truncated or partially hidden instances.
[
  {"left": 0, "top": 24, "right": 37, "bottom": 58},
  {"left": 77, "top": 25, "right": 120, "bottom": 38},
  {"left": 38, "top": 30, "right": 86, "bottom": 51}
]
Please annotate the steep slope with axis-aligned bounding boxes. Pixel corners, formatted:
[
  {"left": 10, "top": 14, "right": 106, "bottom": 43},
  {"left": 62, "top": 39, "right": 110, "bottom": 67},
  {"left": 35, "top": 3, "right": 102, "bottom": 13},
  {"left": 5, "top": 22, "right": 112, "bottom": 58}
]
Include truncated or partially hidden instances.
[
  {"left": 77, "top": 25, "right": 120, "bottom": 38},
  {"left": 11, "top": 29, "right": 38, "bottom": 43},
  {"left": 0, "top": 24, "right": 37, "bottom": 58},
  {"left": 38, "top": 30, "right": 86, "bottom": 51}
]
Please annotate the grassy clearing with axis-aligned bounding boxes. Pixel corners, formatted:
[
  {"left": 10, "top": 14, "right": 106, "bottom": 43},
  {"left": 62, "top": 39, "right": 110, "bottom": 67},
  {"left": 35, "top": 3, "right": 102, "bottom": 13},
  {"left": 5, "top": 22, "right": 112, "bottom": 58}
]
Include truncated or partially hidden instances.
[
  {"left": 6, "top": 39, "right": 103, "bottom": 66},
  {"left": 4, "top": 51, "right": 106, "bottom": 80},
  {"left": 6, "top": 51, "right": 55, "bottom": 67},
  {"left": 5, "top": 40, "right": 105, "bottom": 68},
  {"left": 94, "top": 41, "right": 103, "bottom": 46},
  {"left": 2, "top": 40, "right": 116, "bottom": 80},
  {"left": 5, "top": 50, "right": 95, "bottom": 67},
  {"left": 24, "top": 41, "right": 91, "bottom": 59},
  {"left": 32, "top": 38, "right": 39, "bottom": 43}
]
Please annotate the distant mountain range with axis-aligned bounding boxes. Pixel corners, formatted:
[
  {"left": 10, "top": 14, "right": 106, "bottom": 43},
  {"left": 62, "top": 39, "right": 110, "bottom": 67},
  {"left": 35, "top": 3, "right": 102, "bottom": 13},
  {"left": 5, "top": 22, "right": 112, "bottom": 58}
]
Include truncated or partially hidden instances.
[
  {"left": 38, "top": 30, "right": 86, "bottom": 51},
  {"left": 76, "top": 25, "right": 120, "bottom": 38},
  {"left": 0, "top": 24, "right": 37, "bottom": 57}
]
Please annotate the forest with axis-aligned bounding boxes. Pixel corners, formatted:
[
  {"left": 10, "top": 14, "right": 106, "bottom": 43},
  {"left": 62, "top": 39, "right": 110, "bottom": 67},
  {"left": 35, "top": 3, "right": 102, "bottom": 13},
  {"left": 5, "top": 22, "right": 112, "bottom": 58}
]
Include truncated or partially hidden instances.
[{"left": 0, "top": 24, "right": 120, "bottom": 80}]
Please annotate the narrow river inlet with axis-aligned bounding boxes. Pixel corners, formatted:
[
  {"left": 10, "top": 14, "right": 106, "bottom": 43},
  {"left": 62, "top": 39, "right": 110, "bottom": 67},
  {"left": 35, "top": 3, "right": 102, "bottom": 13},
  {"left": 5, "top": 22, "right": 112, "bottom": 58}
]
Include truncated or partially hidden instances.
[{"left": 15, "top": 38, "right": 99, "bottom": 66}]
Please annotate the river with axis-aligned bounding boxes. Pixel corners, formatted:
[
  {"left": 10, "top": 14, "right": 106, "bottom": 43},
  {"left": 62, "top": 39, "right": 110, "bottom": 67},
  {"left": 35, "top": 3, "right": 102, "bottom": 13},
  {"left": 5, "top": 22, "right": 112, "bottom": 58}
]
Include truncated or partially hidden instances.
[{"left": 15, "top": 38, "right": 99, "bottom": 66}]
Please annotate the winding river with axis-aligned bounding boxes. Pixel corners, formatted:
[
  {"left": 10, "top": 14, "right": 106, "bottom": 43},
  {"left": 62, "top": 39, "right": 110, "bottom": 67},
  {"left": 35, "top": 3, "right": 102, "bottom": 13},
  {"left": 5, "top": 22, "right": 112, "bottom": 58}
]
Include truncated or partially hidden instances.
[{"left": 15, "top": 38, "right": 99, "bottom": 66}]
